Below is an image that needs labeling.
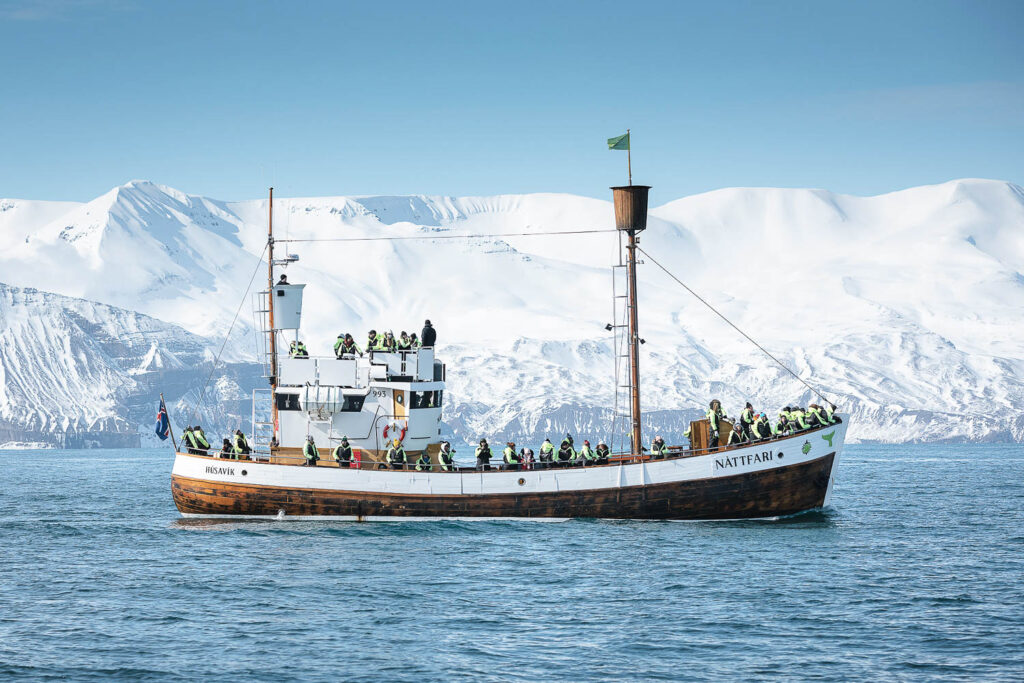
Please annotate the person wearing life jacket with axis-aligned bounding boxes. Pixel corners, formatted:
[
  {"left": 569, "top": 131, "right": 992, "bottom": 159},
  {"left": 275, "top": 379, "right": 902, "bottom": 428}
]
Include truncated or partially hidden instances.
[
  {"left": 233, "top": 430, "right": 251, "bottom": 457},
  {"left": 727, "top": 422, "right": 748, "bottom": 446},
  {"left": 336, "top": 333, "right": 362, "bottom": 358},
  {"left": 774, "top": 412, "right": 793, "bottom": 436},
  {"left": 555, "top": 438, "right": 575, "bottom": 467},
  {"left": 420, "top": 320, "right": 437, "bottom": 348},
  {"left": 810, "top": 403, "right": 833, "bottom": 426},
  {"left": 303, "top": 435, "right": 320, "bottom": 466},
  {"left": 409, "top": 333, "right": 421, "bottom": 348},
  {"left": 366, "top": 330, "right": 381, "bottom": 353},
  {"left": 290, "top": 341, "right": 309, "bottom": 359},
  {"left": 414, "top": 451, "right": 432, "bottom": 471},
  {"left": 805, "top": 404, "right": 825, "bottom": 428},
  {"left": 579, "top": 440, "right": 598, "bottom": 465},
  {"left": 740, "top": 402, "right": 755, "bottom": 439},
  {"left": 752, "top": 413, "right": 772, "bottom": 440},
  {"left": 396, "top": 331, "right": 413, "bottom": 351},
  {"left": 538, "top": 438, "right": 555, "bottom": 469},
  {"left": 334, "top": 333, "right": 362, "bottom": 358},
  {"left": 502, "top": 442, "right": 521, "bottom": 471},
  {"left": 182, "top": 426, "right": 198, "bottom": 454},
  {"left": 438, "top": 441, "right": 456, "bottom": 471},
  {"left": 386, "top": 438, "right": 407, "bottom": 470},
  {"left": 332, "top": 436, "right": 353, "bottom": 467},
  {"left": 707, "top": 399, "right": 727, "bottom": 449},
  {"left": 594, "top": 441, "right": 610, "bottom": 465},
  {"left": 650, "top": 436, "right": 668, "bottom": 459},
  {"left": 191, "top": 425, "right": 210, "bottom": 453},
  {"left": 825, "top": 402, "right": 842, "bottom": 424},
  {"left": 475, "top": 439, "right": 492, "bottom": 471},
  {"left": 381, "top": 331, "right": 397, "bottom": 352},
  {"left": 219, "top": 437, "right": 233, "bottom": 459},
  {"left": 790, "top": 407, "right": 810, "bottom": 431}
]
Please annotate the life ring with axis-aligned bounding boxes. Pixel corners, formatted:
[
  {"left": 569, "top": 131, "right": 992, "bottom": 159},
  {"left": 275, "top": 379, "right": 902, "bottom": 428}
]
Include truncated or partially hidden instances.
[{"left": 382, "top": 421, "right": 408, "bottom": 443}]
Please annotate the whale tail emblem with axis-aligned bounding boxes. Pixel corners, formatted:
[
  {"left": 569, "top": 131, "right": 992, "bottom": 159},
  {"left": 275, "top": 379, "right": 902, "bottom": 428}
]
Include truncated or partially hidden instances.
[{"left": 821, "top": 431, "right": 835, "bottom": 447}]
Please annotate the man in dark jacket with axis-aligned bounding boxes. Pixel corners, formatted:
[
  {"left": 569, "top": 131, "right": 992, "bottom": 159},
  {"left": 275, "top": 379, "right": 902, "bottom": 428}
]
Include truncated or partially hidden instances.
[
  {"left": 475, "top": 439, "right": 492, "bottom": 471},
  {"left": 332, "top": 436, "right": 353, "bottom": 466},
  {"left": 420, "top": 320, "right": 437, "bottom": 347}
]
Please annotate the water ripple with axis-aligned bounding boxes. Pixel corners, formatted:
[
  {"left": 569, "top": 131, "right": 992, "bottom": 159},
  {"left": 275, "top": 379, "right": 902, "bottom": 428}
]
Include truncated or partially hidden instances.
[{"left": 0, "top": 445, "right": 1022, "bottom": 681}]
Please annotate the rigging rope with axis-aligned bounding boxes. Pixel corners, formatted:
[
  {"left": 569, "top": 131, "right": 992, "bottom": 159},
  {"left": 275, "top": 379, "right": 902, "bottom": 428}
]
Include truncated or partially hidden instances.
[
  {"left": 636, "top": 246, "right": 834, "bottom": 406},
  {"left": 275, "top": 228, "right": 617, "bottom": 243},
  {"left": 184, "top": 243, "right": 269, "bottom": 435}
]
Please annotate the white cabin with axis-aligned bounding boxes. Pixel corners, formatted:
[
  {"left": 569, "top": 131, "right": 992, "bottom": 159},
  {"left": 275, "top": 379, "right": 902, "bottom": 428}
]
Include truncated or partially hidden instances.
[{"left": 258, "top": 280, "right": 444, "bottom": 459}]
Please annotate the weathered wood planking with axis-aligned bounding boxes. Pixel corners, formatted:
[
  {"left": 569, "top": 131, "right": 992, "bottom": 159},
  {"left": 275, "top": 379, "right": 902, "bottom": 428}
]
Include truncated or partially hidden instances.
[{"left": 172, "top": 453, "right": 835, "bottom": 520}]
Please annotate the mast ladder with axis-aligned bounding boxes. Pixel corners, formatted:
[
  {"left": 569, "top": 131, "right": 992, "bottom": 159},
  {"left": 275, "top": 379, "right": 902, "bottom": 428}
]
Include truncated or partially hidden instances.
[{"left": 610, "top": 263, "right": 633, "bottom": 455}]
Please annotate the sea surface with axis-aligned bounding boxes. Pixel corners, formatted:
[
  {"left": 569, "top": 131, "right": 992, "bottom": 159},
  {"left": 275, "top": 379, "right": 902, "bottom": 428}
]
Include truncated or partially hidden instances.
[{"left": 1, "top": 444, "right": 1022, "bottom": 682}]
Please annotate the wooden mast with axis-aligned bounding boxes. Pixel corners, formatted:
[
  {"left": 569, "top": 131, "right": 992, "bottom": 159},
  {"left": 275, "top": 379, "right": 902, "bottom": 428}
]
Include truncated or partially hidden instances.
[
  {"left": 267, "top": 188, "right": 278, "bottom": 438},
  {"left": 625, "top": 228, "right": 641, "bottom": 454},
  {"left": 611, "top": 184, "right": 651, "bottom": 455}
]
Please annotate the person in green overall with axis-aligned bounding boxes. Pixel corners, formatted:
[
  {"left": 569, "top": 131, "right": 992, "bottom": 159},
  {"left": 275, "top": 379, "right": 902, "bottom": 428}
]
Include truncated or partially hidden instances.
[
  {"left": 502, "top": 442, "right": 521, "bottom": 471},
  {"left": 332, "top": 437, "right": 353, "bottom": 467},
  {"left": 192, "top": 425, "right": 211, "bottom": 454},
  {"left": 438, "top": 441, "right": 456, "bottom": 471},
  {"left": 303, "top": 435, "right": 319, "bottom": 466}
]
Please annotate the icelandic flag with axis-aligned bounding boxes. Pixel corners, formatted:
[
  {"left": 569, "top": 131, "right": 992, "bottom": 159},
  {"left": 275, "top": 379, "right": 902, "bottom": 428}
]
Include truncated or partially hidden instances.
[{"left": 155, "top": 399, "right": 170, "bottom": 441}]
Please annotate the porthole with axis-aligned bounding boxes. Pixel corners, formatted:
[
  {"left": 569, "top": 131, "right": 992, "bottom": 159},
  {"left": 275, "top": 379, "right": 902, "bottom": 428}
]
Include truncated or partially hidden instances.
[
  {"left": 777, "top": 452, "right": 784, "bottom": 459},
  {"left": 241, "top": 470, "right": 248, "bottom": 476},
  {"left": 396, "top": 393, "right": 405, "bottom": 405},
  {"left": 517, "top": 478, "right": 526, "bottom": 486}
]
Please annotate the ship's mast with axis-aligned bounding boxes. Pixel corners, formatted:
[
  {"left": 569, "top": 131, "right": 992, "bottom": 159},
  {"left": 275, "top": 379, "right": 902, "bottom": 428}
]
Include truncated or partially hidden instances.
[
  {"left": 612, "top": 185, "right": 651, "bottom": 455},
  {"left": 267, "top": 187, "right": 278, "bottom": 435}
]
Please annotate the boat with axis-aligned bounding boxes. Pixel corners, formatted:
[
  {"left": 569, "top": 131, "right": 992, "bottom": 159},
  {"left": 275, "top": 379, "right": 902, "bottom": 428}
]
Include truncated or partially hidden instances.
[{"left": 170, "top": 183, "right": 848, "bottom": 520}]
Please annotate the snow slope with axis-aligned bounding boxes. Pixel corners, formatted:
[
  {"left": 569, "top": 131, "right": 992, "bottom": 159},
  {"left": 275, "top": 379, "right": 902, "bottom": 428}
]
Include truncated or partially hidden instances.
[
  {"left": 1, "top": 179, "right": 1022, "bottom": 445},
  {"left": 0, "top": 283, "right": 260, "bottom": 447}
]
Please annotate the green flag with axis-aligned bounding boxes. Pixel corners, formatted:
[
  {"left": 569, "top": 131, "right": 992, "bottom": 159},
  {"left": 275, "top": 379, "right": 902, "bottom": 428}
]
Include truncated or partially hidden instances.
[{"left": 607, "top": 132, "right": 630, "bottom": 151}]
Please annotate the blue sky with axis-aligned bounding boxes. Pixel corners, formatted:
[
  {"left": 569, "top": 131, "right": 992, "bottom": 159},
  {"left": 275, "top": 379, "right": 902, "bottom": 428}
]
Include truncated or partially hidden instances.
[{"left": 1, "top": 0, "right": 1021, "bottom": 203}]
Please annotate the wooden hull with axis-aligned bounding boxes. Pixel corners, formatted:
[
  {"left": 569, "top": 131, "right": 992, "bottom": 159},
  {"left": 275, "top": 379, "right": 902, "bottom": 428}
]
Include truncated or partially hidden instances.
[
  {"left": 172, "top": 451, "right": 833, "bottom": 520},
  {"left": 171, "top": 419, "right": 848, "bottom": 520}
]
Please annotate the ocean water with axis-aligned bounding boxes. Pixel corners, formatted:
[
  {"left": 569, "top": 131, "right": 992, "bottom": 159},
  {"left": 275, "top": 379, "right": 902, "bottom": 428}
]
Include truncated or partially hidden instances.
[{"left": 0, "top": 445, "right": 1022, "bottom": 682}]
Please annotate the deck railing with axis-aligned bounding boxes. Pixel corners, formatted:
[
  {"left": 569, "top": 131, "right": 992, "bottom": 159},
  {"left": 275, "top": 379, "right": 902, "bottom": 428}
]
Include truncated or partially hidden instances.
[{"left": 182, "top": 420, "right": 839, "bottom": 471}]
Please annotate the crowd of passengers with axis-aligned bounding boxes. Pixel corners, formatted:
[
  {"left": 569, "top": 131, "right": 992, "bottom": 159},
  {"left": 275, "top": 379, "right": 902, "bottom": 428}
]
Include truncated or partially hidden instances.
[
  {"left": 701, "top": 398, "right": 842, "bottom": 448},
  {"left": 287, "top": 321, "right": 437, "bottom": 359},
  {"left": 180, "top": 398, "right": 841, "bottom": 465}
]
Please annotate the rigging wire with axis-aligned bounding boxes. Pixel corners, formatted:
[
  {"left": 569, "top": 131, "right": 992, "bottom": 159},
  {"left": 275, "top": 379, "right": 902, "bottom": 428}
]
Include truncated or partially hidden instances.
[
  {"left": 275, "top": 228, "right": 617, "bottom": 243},
  {"left": 184, "top": 243, "right": 270, "bottom": 435},
  {"left": 636, "top": 246, "right": 835, "bottom": 406}
]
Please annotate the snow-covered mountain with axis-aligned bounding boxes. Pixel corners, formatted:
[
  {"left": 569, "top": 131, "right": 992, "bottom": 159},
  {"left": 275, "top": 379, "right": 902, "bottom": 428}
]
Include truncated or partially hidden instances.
[
  {"left": 1, "top": 178, "right": 1022, "bottom": 446},
  {"left": 0, "top": 283, "right": 260, "bottom": 448}
]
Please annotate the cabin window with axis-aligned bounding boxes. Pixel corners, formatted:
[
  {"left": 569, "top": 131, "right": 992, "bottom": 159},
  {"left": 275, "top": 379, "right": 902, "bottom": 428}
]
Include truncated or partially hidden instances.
[
  {"left": 340, "top": 395, "right": 365, "bottom": 412},
  {"left": 411, "top": 391, "right": 443, "bottom": 409},
  {"left": 276, "top": 393, "right": 300, "bottom": 411}
]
